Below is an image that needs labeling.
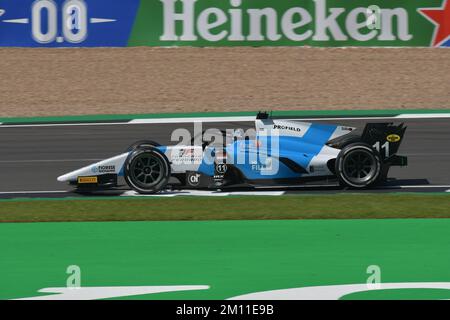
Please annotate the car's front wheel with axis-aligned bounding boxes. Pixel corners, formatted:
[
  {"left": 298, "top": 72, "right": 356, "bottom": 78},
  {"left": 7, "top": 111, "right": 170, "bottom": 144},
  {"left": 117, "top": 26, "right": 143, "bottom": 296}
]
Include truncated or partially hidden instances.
[
  {"left": 124, "top": 147, "right": 170, "bottom": 194},
  {"left": 335, "top": 143, "right": 382, "bottom": 188}
]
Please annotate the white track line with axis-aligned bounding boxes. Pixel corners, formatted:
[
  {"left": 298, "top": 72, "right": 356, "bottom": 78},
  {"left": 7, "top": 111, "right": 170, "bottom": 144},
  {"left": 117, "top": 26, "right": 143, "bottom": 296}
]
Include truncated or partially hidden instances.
[
  {"left": 0, "top": 113, "right": 449, "bottom": 128},
  {"left": 121, "top": 190, "right": 286, "bottom": 197},
  {"left": 128, "top": 116, "right": 255, "bottom": 124},
  {"left": 0, "top": 122, "right": 128, "bottom": 128},
  {"left": 255, "top": 184, "right": 450, "bottom": 190},
  {"left": 0, "top": 190, "right": 69, "bottom": 195},
  {"left": 380, "top": 185, "right": 450, "bottom": 189},
  {"left": 0, "top": 159, "right": 102, "bottom": 163},
  {"left": 0, "top": 186, "right": 448, "bottom": 197},
  {"left": 127, "top": 113, "right": 450, "bottom": 124},
  {"left": 255, "top": 184, "right": 338, "bottom": 189},
  {"left": 396, "top": 113, "right": 450, "bottom": 119}
]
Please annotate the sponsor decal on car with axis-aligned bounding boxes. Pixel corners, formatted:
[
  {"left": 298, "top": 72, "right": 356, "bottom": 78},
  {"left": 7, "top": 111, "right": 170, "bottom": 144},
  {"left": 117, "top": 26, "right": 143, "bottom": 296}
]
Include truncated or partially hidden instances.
[
  {"left": 172, "top": 147, "right": 203, "bottom": 165},
  {"left": 216, "top": 163, "right": 228, "bottom": 174},
  {"left": 273, "top": 124, "right": 302, "bottom": 132},
  {"left": 251, "top": 158, "right": 273, "bottom": 172},
  {"left": 187, "top": 172, "right": 201, "bottom": 186},
  {"left": 91, "top": 165, "right": 116, "bottom": 174},
  {"left": 386, "top": 134, "right": 401, "bottom": 142},
  {"left": 178, "top": 147, "right": 194, "bottom": 157},
  {"left": 308, "top": 165, "right": 328, "bottom": 174},
  {"left": 77, "top": 176, "right": 98, "bottom": 184}
]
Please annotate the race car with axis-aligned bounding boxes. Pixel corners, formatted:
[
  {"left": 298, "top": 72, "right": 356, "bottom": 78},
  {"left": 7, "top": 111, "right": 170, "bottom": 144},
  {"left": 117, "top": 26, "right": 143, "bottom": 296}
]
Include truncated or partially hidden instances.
[{"left": 57, "top": 112, "right": 407, "bottom": 194}]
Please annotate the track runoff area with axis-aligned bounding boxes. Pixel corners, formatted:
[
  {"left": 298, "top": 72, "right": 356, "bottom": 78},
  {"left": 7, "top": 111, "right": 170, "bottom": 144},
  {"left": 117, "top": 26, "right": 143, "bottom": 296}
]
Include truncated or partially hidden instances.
[
  {"left": 0, "top": 110, "right": 449, "bottom": 199},
  {"left": 1, "top": 110, "right": 450, "bottom": 303}
]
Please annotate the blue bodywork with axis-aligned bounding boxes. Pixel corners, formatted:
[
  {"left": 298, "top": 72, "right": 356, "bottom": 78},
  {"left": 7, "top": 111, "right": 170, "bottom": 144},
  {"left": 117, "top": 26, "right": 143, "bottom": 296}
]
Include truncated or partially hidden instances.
[{"left": 196, "top": 123, "right": 338, "bottom": 180}]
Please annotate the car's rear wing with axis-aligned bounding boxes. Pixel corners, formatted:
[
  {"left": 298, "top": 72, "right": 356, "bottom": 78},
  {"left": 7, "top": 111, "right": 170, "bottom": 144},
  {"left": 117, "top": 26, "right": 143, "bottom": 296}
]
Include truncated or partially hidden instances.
[{"left": 361, "top": 123, "right": 407, "bottom": 166}]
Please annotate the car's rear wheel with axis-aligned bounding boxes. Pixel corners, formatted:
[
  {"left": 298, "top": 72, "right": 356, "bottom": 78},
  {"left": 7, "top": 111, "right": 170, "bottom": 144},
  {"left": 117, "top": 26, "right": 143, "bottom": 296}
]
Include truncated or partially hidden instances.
[
  {"left": 124, "top": 147, "right": 170, "bottom": 194},
  {"left": 335, "top": 143, "right": 381, "bottom": 188}
]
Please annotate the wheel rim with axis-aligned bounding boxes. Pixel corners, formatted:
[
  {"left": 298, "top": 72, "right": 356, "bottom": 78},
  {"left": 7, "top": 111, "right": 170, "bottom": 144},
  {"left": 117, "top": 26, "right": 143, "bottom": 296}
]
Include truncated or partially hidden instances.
[
  {"left": 129, "top": 153, "right": 165, "bottom": 189},
  {"left": 342, "top": 149, "right": 377, "bottom": 184}
]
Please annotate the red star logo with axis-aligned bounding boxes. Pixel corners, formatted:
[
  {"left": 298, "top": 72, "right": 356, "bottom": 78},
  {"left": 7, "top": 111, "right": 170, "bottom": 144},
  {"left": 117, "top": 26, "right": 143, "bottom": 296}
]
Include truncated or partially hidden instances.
[{"left": 419, "top": 0, "right": 450, "bottom": 47}]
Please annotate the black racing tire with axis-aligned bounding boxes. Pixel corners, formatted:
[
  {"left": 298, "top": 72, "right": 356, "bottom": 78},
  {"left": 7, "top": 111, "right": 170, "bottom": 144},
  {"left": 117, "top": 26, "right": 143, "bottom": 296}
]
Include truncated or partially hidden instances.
[
  {"left": 335, "top": 143, "right": 382, "bottom": 188},
  {"left": 125, "top": 140, "right": 161, "bottom": 152},
  {"left": 124, "top": 147, "right": 170, "bottom": 194}
]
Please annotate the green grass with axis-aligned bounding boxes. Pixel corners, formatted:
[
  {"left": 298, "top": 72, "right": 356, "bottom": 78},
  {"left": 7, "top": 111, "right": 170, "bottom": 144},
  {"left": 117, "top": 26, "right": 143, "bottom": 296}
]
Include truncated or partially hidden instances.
[
  {"left": 1, "top": 219, "right": 450, "bottom": 299},
  {"left": 0, "top": 194, "right": 449, "bottom": 223}
]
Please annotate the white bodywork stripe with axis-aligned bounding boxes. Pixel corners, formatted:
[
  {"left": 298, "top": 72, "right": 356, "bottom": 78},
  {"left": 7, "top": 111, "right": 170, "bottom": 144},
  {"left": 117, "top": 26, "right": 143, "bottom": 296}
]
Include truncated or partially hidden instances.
[
  {"left": 306, "top": 125, "right": 344, "bottom": 177},
  {"left": 256, "top": 119, "right": 311, "bottom": 138},
  {"left": 328, "top": 126, "right": 356, "bottom": 141}
]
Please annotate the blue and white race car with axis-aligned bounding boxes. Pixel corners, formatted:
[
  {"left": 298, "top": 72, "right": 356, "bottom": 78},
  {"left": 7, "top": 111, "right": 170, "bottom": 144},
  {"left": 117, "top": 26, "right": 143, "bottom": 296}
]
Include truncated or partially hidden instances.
[{"left": 57, "top": 112, "right": 407, "bottom": 194}]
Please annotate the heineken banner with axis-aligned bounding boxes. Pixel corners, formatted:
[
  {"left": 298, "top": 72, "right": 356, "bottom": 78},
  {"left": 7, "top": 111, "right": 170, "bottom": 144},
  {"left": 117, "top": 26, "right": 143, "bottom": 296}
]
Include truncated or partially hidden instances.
[{"left": 0, "top": 0, "right": 449, "bottom": 47}]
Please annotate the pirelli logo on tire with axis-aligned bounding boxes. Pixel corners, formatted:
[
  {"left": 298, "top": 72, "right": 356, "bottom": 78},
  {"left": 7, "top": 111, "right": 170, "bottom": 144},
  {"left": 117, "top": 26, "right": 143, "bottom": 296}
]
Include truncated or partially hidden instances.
[{"left": 78, "top": 176, "right": 98, "bottom": 184}]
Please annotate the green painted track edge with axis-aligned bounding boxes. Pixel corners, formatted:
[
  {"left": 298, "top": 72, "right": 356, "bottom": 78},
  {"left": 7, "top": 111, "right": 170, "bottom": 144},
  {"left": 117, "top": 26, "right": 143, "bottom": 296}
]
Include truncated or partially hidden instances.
[{"left": 1, "top": 108, "right": 449, "bottom": 124}]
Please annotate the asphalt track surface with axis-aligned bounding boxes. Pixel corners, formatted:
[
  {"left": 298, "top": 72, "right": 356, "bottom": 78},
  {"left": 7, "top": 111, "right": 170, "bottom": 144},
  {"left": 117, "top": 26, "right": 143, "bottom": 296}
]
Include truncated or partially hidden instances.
[{"left": 0, "top": 117, "right": 449, "bottom": 199}]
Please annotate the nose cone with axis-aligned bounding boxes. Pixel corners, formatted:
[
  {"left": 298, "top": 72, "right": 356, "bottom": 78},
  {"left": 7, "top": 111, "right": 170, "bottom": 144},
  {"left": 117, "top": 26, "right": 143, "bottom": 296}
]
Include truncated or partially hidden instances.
[
  {"left": 57, "top": 174, "right": 70, "bottom": 182},
  {"left": 56, "top": 162, "right": 98, "bottom": 183},
  {"left": 57, "top": 170, "right": 81, "bottom": 182},
  {"left": 56, "top": 152, "right": 130, "bottom": 183}
]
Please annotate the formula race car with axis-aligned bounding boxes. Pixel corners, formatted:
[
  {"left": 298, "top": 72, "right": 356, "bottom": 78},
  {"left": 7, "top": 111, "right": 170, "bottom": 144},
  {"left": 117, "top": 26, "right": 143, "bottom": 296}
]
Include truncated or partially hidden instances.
[{"left": 57, "top": 112, "right": 407, "bottom": 194}]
